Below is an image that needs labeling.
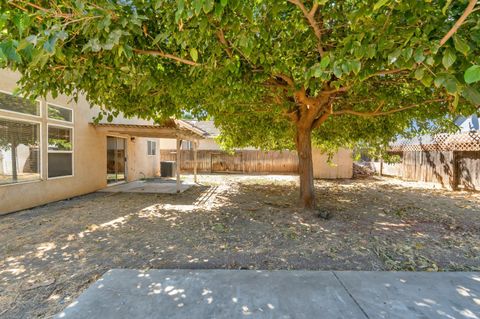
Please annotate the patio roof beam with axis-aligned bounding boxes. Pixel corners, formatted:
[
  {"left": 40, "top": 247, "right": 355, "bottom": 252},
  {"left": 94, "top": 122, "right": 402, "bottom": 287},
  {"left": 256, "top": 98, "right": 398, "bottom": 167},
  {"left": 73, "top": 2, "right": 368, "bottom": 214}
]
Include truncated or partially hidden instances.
[{"left": 90, "top": 123, "right": 205, "bottom": 141}]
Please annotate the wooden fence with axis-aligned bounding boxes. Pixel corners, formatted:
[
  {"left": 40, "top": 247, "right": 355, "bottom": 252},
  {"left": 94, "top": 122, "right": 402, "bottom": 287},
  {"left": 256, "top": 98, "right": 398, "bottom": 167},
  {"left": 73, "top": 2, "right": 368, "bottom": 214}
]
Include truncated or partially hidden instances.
[
  {"left": 160, "top": 149, "right": 299, "bottom": 174},
  {"left": 373, "top": 150, "right": 480, "bottom": 190}
]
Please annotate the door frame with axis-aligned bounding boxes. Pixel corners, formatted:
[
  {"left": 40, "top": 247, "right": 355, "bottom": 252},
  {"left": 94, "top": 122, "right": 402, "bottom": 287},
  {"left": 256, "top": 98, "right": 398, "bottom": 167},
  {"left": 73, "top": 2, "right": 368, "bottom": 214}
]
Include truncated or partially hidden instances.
[{"left": 106, "top": 135, "right": 128, "bottom": 185}]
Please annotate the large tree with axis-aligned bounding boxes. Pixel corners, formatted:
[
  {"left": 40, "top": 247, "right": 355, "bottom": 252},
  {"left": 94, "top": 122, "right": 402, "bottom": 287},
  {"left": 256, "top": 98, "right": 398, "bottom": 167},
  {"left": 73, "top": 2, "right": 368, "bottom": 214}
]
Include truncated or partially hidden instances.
[{"left": 1, "top": 0, "right": 479, "bottom": 210}]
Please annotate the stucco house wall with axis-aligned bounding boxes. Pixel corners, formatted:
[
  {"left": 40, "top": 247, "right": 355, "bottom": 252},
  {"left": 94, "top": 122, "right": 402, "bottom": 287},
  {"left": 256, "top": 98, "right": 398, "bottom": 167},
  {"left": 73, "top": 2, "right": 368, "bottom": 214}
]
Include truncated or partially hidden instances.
[
  {"left": 0, "top": 69, "right": 161, "bottom": 214},
  {"left": 312, "top": 148, "right": 353, "bottom": 179}
]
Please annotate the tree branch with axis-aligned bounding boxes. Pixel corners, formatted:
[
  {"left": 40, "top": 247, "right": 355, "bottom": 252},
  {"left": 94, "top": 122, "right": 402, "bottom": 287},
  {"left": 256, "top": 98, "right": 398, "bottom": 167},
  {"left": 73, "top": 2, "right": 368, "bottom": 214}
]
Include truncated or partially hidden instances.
[
  {"left": 332, "top": 98, "right": 445, "bottom": 117},
  {"left": 309, "top": 2, "right": 319, "bottom": 16},
  {"left": 439, "top": 0, "right": 477, "bottom": 47},
  {"left": 273, "top": 73, "right": 295, "bottom": 87},
  {"left": 287, "top": 0, "right": 325, "bottom": 57},
  {"left": 132, "top": 49, "right": 200, "bottom": 66},
  {"left": 312, "top": 107, "right": 332, "bottom": 129},
  {"left": 216, "top": 29, "right": 233, "bottom": 58},
  {"left": 322, "top": 85, "right": 351, "bottom": 95},
  {"left": 364, "top": 68, "right": 410, "bottom": 81}
]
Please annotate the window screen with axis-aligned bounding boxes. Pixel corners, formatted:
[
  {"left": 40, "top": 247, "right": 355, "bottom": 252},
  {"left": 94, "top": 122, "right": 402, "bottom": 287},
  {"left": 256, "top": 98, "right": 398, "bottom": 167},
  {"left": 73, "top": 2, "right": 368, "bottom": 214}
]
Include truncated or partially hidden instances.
[
  {"left": 48, "top": 125, "right": 73, "bottom": 178},
  {"left": 48, "top": 126, "right": 72, "bottom": 151},
  {"left": 0, "top": 92, "right": 40, "bottom": 116},
  {"left": 147, "top": 141, "right": 156, "bottom": 155},
  {"left": 48, "top": 104, "right": 73, "bottom": 122},
  {"left": 0, "top": 118, "right": 40, "bottom": 185},
  {"left": 48, "top": 153, "right": 73, "bottom": 178}
]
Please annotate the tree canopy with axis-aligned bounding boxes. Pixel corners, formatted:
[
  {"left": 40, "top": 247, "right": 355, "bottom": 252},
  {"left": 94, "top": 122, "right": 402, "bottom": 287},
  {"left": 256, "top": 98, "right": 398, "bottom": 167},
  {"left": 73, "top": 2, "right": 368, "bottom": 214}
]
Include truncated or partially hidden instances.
[{"left": 1, "top": 0, "right": 479, "bottom": 208}]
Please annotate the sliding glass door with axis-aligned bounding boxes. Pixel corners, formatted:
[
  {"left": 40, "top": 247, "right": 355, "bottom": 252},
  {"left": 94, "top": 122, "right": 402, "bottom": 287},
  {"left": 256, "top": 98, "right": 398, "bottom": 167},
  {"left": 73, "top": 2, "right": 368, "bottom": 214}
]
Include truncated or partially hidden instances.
[{"left": 107, "top": 136, "right": 126, "bottom": 184}]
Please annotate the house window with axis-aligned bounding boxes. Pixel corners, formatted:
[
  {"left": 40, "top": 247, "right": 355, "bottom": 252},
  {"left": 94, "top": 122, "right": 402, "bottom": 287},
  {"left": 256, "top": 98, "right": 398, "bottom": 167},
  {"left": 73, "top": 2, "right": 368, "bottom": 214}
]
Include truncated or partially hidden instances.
[
  {"left": 0, "top": 91, "right": 40, "bottom": 116},
  {"left": 182, "top": 140, "right": 193, "bottom": 150},
  {"left": 147, "top": 140, "right": 156, "bottom": 155},
  {"left": 47, "top": 104, "right": 73, "bottom": 123},
  {"left": 0, "top": 118, "right": 41, "bottom": 185},
  {"left": 48, "top": 125, "right": 73, "bottom": 178}
]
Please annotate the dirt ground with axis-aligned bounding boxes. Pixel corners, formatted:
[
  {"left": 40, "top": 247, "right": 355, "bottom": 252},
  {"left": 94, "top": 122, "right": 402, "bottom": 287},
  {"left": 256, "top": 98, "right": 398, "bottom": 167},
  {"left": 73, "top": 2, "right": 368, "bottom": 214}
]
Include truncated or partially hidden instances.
[{"left": 1, "top": 174, "right": 479, "bottom": 318}]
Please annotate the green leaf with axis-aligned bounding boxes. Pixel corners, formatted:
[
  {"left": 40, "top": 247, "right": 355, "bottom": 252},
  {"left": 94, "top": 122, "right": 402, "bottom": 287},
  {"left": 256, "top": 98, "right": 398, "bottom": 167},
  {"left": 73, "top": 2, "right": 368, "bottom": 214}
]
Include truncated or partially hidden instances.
[
  {"left": 193, "top": 0, "right": 203, "bottom": 15},
  {"left": 421, "top": 74, "right": 433, "bottom": 87},
  {"left": 426, "top": 56, "right": 435, "bottom": 66},
  {"left": 203, "top": 0, "right": 214, "bottom": 13},
  {"left": 43, "top": 37, "right": 57, "bottom": 54},
  {"left": 333, "top": 62, "right": 342, "bottom": 78},
  {"left": 442, "top": 0, "right": 453, "bottom": 15},
  {"left": 350, "top": 60, "right": 361, "bottom": 75},
  {"left": 461, "top": 86, "right": 480, "bottom": 105},
  {"left": 413, "top": 49, "right": 425, "bottom": 63},
  {"left": 16, "top": 39, "right": 31, "bottom": 51},
  {"left": 414, "top": 68, "right": 424, "bottom": 80},
  {"left": 319, "top": 56, "right": 330, "bottom": 69},
  {"left": 453, "top": 36, "right": 470, "bottom": 56},
  {"left": 190, "top": 48, "right": 198, "bottom": 62},
  {"left": 442, "top": 48, "right": 456, "bottom": 69},
  {"left": 373, "top": 0, "right": 390, "bottom": 11},
  {"left": 434, "top": 75, "right": 446, "bottom": 88},
  {"left": 388, "top": 48, "right": 402, "bottom": 64},
  {"left": 220, "top": 0, "right": 228, "bottom": 6},
  {"left": 464, "top": 65, "right": 480, "bottom": 84},
  {"left": 444, "top": 77, "right": 457, "bottom": 94},
  {"left": 152, "top": 34, "right": 162, "bottom": 46}
]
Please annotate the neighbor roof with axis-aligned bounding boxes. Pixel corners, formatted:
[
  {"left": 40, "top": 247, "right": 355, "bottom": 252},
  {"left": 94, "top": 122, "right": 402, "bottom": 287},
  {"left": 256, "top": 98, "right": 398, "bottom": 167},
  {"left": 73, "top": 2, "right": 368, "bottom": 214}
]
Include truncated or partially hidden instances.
[
  {"left": 183, "top": 120, "right": 220, "bottom": 137},
  {"left": 455, "top": 114, "right": 479, "bottom": 132}
]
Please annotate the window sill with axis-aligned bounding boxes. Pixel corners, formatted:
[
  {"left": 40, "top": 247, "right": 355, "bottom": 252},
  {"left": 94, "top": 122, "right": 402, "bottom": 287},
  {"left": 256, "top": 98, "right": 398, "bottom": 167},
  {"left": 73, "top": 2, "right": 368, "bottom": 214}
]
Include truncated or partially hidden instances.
[{"left": 47, "top": 175, "right": 74, "bottom": 181}]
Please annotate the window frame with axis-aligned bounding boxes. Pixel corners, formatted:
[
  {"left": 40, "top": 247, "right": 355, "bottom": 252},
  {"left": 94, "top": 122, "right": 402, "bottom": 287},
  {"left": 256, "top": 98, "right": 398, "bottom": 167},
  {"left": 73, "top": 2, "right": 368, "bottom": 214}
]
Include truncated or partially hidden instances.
[
  {"left": 147, "top": 140, "right": 157, "bottom": 156},
  {"left": 47, "top": 123, "right": 74, "bottom": 180},
  {"left": 0, "top": 89, "right": 42, "bottom": 118},
  {"left": 0, "top": 115, "right": 43, "bottom": 187},
  {"left": 47, "top": 102, "right": 74, "bottom": 124},
  {"left": 182, "top": 140, "right": 193, "bottom": 150}
]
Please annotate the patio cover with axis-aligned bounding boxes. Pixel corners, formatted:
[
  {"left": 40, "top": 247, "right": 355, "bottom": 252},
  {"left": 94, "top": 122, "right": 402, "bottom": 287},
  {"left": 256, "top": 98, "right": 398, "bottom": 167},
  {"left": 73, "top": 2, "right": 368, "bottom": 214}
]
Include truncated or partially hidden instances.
[
  {"left": 90, "top": 119, "right": 206, "bottom": 190},
  {"left": 90, "top": 119, "right": 206, "bottom": 141}
]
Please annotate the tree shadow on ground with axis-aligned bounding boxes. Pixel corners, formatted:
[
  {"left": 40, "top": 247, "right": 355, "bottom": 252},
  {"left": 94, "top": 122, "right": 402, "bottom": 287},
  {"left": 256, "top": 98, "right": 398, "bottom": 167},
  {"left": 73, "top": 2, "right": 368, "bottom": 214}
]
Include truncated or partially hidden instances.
[{"left": 0, "top": 177, "right": 479, "bottom": 318}]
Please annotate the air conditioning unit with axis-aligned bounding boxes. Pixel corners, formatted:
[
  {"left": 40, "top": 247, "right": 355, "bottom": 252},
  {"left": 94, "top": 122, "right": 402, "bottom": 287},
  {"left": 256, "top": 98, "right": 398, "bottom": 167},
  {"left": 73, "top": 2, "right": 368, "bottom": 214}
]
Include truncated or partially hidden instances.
[{"left": 160, "top": 161, "right": 177, "bottom": 177}]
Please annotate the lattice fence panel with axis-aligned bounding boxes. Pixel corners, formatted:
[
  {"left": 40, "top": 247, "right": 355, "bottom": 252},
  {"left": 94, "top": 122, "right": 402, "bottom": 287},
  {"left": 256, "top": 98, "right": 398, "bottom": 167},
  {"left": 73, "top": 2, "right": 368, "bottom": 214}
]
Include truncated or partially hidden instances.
[{"left": 390, "top": 132, "right": 480, "bottom": 152}]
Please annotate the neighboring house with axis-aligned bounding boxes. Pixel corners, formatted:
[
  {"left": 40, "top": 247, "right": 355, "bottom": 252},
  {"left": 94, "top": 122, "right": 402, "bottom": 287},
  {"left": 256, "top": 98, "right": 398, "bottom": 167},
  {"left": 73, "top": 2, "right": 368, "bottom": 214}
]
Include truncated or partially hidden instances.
[
  {"left": 0, "top": 69, "right": 202, "bottom": 214},
  {"left": 375, "top": 115, "right": 480, "bottom": 190},
  {"left": 159, "top": 120, "right": 354, "bottom": 179}
]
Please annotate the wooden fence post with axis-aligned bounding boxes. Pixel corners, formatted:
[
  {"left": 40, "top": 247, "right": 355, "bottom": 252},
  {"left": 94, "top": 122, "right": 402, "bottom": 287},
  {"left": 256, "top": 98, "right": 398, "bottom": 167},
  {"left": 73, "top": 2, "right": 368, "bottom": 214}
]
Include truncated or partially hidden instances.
[{"left": 452, "top": 151, "right": 459, "bottom": 191}]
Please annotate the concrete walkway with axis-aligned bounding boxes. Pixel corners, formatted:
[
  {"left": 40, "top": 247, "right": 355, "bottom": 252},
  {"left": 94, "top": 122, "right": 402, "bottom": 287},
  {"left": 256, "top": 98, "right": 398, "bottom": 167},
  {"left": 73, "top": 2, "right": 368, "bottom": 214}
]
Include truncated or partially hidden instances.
[
  {"left": 99, "top": 180, "right": 193, "bottom": 194},
  {"left": 55, "top": 270, "right": 480, "bottom": 319}
]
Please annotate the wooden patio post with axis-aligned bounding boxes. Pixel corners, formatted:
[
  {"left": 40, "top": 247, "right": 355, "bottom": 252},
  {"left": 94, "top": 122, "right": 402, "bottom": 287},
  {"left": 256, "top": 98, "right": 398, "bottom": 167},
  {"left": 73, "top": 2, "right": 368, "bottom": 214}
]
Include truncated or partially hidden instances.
[
  {"left": 176, "top": 138, "right": 181, "bottom": 193},
  {"left": 194, "top": 140, "right": 198, "bottom": 183}
]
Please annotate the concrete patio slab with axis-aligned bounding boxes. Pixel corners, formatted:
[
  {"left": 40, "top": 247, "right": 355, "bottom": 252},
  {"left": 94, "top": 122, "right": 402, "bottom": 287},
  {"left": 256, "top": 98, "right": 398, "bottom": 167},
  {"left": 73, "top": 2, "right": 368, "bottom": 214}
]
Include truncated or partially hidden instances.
[
  {"left": 55, "top": 269, "right": 366, "bottom": 319},
  {"left": 335, "top": 271, "right": 480, "bottom": 319},
  {"left": 99, "top": 180, "right": 193, "bottom": 194},
  {"left": 55, "top": 270, "right": 480, "bottom": 319}
]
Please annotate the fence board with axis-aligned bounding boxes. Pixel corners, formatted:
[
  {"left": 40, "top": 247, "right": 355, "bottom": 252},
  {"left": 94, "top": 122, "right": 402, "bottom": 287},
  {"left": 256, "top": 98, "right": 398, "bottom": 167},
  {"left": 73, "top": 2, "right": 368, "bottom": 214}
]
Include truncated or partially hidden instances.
[
  {"left": 371, "top": 150, "right": 480, "bottom": 190},
  {"left": 160, "top": 149, "right": 299, "bottom": 174},
  {"left": 457, "top": 151, "right": 480, "bottom": 190}
]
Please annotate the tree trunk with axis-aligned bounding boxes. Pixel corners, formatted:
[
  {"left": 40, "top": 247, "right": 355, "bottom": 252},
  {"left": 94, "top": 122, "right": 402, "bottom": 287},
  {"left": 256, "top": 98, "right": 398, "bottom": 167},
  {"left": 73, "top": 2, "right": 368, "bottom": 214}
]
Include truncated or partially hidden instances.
[
  {"left": 296, "top": 124, "right": 315, "bottom": 210},
  {"left": 11, "top": 141, "right": 18, "bottom": 182}
]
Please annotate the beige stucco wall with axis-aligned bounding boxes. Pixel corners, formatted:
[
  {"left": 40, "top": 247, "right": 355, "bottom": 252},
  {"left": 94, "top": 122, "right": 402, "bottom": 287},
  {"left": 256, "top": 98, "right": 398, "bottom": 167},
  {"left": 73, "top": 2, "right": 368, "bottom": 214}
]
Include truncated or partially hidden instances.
[
  {"left": 312, "top": 148, "right": 353, "bottom": 179},
  {"left": 159, "top": 138, "right": 177, "bottom": 149},
  {"left": 0, "top": 69, "right": 161, "bottom": 214},
  {"left": 127, "top": 137, "right": 161, "bottom": 181}
]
